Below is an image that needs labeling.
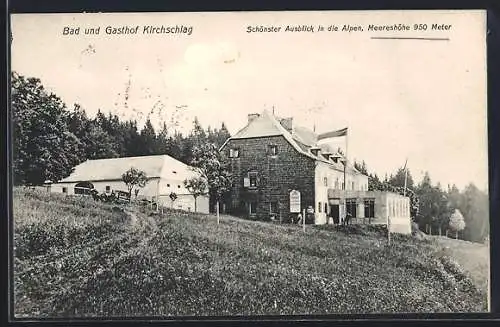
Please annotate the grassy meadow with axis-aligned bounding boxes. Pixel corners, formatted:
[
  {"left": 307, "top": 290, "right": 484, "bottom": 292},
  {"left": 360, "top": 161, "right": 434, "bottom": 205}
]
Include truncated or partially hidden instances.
[{"left": 12, "top": 188, "right": 489, "bottom": 317}]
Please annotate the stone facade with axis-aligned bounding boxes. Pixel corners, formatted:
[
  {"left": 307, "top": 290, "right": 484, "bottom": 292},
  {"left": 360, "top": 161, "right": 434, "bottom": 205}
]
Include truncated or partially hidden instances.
[
  {"left": 222, "top": 135, "right": 316, "bottom": 223},
  {"left": 219, "top": 110, "right": 411, "bottom": 234}
]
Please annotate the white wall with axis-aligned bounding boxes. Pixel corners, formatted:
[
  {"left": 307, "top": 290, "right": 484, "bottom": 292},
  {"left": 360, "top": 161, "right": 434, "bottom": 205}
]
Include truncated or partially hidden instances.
[
  {"left": 158, "top": 177, "right": 197, "bottom": 197},
  {"left": 158, "top": 194, "right": 209, "bottom": 214},
  {"left": 51, "top": 177, "right": 210, "bottom": 214},
  {"left": 386, "top": 194, "right": 412, "bottom": 234},
  {"left": 313, "top": 162, "right": 369, "bottom": 225},
  {"left": 51, "top": 178, "right": 161, "bottom": 197}
]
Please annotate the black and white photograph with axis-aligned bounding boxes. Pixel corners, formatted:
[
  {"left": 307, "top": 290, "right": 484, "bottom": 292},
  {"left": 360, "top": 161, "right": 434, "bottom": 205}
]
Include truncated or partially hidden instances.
[{"left": 9, "top": 10, "right": 490, "bottom": 318}]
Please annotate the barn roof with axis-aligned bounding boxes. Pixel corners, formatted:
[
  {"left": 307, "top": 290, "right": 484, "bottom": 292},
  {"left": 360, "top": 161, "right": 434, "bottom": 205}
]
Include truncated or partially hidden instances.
[
  {"left": 220, "top": 110, "right": 362, "bottom": 174},
  {"left": 58, "top": 155, "right": 195, "bottom": 183}
]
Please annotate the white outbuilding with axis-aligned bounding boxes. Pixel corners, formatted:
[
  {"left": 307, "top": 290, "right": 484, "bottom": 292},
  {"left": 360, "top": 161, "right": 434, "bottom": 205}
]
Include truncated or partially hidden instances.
[{"left": 49, "top": 154, "right": 209, "bottom": 213}]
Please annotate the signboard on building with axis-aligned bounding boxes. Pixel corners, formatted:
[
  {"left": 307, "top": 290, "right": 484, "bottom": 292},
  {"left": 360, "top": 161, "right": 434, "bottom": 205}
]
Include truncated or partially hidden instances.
[
  {"left": 289, "top": 190, "right": 301, "bottom": 213},
  {"left": 243, "top": 177, "right": 250, "bottom": 187}
]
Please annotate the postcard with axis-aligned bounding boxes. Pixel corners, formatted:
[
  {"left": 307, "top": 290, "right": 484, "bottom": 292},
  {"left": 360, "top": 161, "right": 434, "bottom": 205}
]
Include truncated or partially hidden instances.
[{"left": 10, "top": 10, "right": 489, "bottom": 318}]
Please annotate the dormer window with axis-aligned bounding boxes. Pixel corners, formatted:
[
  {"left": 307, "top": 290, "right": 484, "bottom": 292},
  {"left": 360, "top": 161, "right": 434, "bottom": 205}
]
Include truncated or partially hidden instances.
[
  {"left": 331, "top": 154, "right": 342, "bottom": 163},
  {"left": 268, "top": 145, "right": 278, "bottom": 156},
  {"left": 229, "top": 148, "right": 240, "bottom": 158},
  {"left": 310, "top": 147, "right": 321, "bottom": 156}
]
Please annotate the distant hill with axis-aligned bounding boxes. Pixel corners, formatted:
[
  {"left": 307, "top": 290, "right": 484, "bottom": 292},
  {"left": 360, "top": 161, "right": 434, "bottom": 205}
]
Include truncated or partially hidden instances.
[{"left": 13, "top": 188, "right": 488, "bottom": 317}]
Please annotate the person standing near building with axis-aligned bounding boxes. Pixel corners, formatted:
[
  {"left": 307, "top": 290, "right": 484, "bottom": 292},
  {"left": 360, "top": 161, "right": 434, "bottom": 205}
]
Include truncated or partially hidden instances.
[{"left": 297, "top": 213, "right": 303, "bottom": 225}]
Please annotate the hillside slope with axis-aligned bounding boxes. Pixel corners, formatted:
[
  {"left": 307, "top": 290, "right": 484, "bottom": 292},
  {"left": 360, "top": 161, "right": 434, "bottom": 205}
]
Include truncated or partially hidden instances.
[{"left": 13, "top": 188, "right": 488, "bottom": 317}]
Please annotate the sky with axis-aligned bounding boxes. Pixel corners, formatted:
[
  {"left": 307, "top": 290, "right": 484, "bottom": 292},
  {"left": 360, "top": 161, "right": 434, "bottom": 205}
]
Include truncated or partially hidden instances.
[{"left": 10, "top": 10, "right": 488, "bottom": 191}]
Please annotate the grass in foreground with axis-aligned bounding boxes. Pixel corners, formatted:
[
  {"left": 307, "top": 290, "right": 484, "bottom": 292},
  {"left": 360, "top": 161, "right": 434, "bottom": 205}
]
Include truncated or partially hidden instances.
[{"left": 13, "top": 188, "right": 488, "bottom": 317}]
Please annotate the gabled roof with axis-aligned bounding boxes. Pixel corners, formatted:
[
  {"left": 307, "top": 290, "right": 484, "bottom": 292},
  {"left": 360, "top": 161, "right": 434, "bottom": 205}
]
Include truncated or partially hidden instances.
[
  {"left": 221, "top": 110, "right": 362, "bottom": 174},
  {"left": 229, "top": 111, "right": 283, "bottom": 139},
  {"left": 58, "top": 155, "right": 195, "bottom": 183}
]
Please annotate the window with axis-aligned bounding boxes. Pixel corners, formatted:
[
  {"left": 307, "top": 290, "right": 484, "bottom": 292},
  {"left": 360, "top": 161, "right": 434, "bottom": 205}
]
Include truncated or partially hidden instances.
[
  {"left": 62, "top": 187, "right": 67, "bottom": 193},
  {"left": 335, "top": 178, "right": 339, "bottom": 190},
  {"left": 346, "top": 199, "right": 357, "bottom": 218},
  {"left": 351, "top": 181, "right": 355, "bottom": 190},
  {"left": 249, "top": 202, "right": 257, "bottom": 215},
  {"left": 229, "top": 148, "right": 240, "bottom": 158},
  {"left": 270, "top": 201, "right": 278, "bottom": 214},
  {"left": 167, "top": 184, "right": 170, "bottom": 187},
  {"left": 268, "top": 145, "right": 278, "bottom": 156},
  {"left": 342, "top": 182, "right": 345, "bottom": 190},
  {"left": 364, "top": 199, "right": 375, "bottom": 218},
  {"left": 178, "top": 185, "right": 181, "bottom": 188},
  {"left": 248, "top": 172, "right": 258, "bottom": 188},
  {"left": 323, "top": 177, "right": 328, "bottom": 187},
  {"left": 324, "top": 202, "right": 328, "bottom": 214},
  {"left": 318, "top": 202, "right": 322, "bottom": 213},
  {"left": 106, "top": 185, "right": 111, "bottom": 193}
]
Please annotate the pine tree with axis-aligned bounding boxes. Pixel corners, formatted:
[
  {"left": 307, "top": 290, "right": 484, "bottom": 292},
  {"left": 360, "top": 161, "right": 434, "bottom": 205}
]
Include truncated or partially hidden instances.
[
  {"left": 85, "top": 122, "right": 119, "bottom": 159},
  {"left": 156, "top": 122, "right": 170, "bottom": 155},
  {"left": 123, "top": 120, "right": 142, "bottom": 157},
  {"left": 216, "top": 122, "right": 231, "bottom": 148},
  {"left": 389, "top": 167, "right": 414, "bottom": 189},
  {"left": 139, "top": 118, "right": 158, "bottom": 156}
]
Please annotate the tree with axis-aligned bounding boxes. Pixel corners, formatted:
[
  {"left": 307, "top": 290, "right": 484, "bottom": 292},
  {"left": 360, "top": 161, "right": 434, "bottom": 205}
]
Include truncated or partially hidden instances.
[
  {"left": 138, "top": 118, "right": 158, "bottom": 155},
  {"left": 67, "top": 103, "right": 90, "bottom": 161},
  {"left": 191, "top": 117, "right": 207, "bottom": 147},
  {"left": 183, "top": 176, "right": 208, "bottom": 212},
  {"left": 121, "top": 167, "right": 148, "bottom": 202},
  {"left": 353, "top": 160, "right": 368, "bottom": 175},
  {"left": 122, "top": 120, "right": 143, "bottom": 157},
  {"left": 189, "top": 143, "right": 232, "bottom": 223},
  {"left": 459, "top": 183, "right": 489, "bottom": 242},
  {"left": 416, "top": 172, "right": 438, "bottom": 233},
  {"left": 11, "top": 72, "right": 82, "bottom": 185},
  {"left": 156, "top": 122, "right": 170, "bottom": 154},
  {"left": 449, "top": 209, "right": 466, "bottom": 239},
  {"left": 207, "top": 122, "right": 231, "bottom": 148},
  {"left": 389, "top": 167, "right": 415, "bottom": 189},
  {"left": 85, "top": 122, "right": 119, "bottom": 159}
]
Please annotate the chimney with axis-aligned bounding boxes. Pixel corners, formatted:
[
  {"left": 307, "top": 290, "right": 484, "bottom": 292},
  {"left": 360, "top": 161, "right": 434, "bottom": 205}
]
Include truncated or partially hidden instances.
[
  {"left": 280, "top": 117, "right": 293, "bottom": 132},
  {"left": 248, "top": 113, "right": 260, "bottom": 123}
]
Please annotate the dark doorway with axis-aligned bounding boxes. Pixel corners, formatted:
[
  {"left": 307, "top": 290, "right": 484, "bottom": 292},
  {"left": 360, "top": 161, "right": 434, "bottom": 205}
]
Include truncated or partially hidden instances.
[
  {"left": 346, "top": 199, "right": 357, "bottom": 218},
  {"left": 330, "top": 204, "right": 340, "bottom": 224},
  {"left": 75, "top": 181, "right": 94, "bottom": 195}
]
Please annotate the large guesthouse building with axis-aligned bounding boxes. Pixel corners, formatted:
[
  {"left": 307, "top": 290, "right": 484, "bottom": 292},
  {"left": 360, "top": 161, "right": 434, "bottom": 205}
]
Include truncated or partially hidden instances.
[{"left": 220, "top": 110, "right": 411, "bottom": 234}]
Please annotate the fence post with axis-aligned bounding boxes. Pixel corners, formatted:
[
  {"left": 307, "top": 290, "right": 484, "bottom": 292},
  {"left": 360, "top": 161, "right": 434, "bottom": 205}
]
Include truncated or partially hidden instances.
[
  {"left": 302, "top": 209, "right": 306, "bottom": 232},
  {"left": 387, "top": 214, "right": 391, "bottom": 245}
]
